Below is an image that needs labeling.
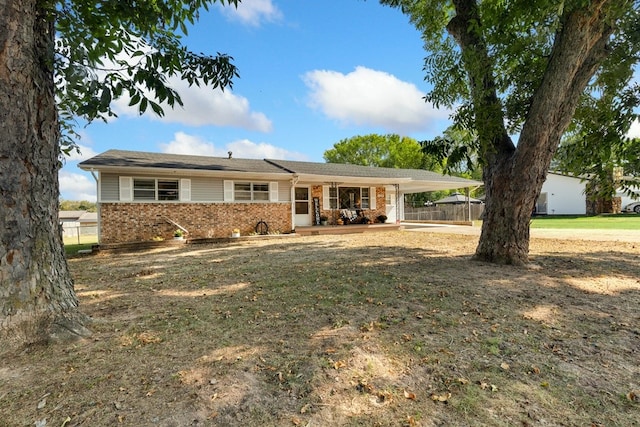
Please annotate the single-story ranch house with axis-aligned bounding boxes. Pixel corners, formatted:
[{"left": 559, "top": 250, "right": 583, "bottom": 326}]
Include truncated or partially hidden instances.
[{"left": 79, "top": 149, "right": 482, "bottom": 244}]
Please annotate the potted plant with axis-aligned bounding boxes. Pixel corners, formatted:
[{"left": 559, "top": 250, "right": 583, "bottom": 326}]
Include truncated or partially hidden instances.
[
  {"left": 320, "top": 215, "right": 328, "bottom": 226},
  {"left": 174, "top": 229, "right": 184, "bottom": 240},
  {"left": 231, "top": 228, "right": 241, "bottom": 238}
]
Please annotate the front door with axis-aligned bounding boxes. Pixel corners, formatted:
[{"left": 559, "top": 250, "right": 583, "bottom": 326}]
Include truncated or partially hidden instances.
[
  {"left": 386, "top": 189, "right": 397, "bottom": 223},
  {"left": 294, "top": 187, "right": 311, "bottom": 226}
]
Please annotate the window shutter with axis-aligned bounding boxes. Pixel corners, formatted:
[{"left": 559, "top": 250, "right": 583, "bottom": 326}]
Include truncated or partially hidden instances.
[
  {"left": 223, "top": 180, "right": 234, "bottom": 201},
  {"left": 269, "top": 182, "right": 279, "bottom": 202},
  {"left": 180, "top": 179, "right": 191, "bottom": 201},
  {"left": 119, "top": 177, "right": 132, "bottom": 201},
  {"left": 370, "top": 187, "right": 376, "bottom": 210},
  {"left": 322, "top": 186, "right": 330, "bottom": 209}
]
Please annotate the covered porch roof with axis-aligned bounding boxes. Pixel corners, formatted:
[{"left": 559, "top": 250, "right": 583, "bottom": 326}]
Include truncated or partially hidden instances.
[{"left": 79, "top": 150, "right": 483, "bottom": 193}]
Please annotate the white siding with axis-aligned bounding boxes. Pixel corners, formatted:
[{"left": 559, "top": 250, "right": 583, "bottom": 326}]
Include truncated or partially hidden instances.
[
  {"left": 540, "top": 174, "right": 586, "bottom": 215},
  {"left": 278, "top": 180, "right": 291, "bottom": 202}
]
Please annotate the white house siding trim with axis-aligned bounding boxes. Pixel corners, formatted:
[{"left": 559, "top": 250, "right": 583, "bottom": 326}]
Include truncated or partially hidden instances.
[{"left": 539, "top": 174, "right": 587, "bottom": 215}]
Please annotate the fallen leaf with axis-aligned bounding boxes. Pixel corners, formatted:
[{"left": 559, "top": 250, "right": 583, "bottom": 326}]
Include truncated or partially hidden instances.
[
  {"left": 404, "top": 390, "right": 417, "bottom": 400},
  {"left": 334, "top": 360, "right": 346, "bottom": 369},
  {"left": 292, "top": 416, "right": 302, "bottom": 425},
  {"left": 406, "top": 415, "right": 418, "bottom": 426},
  {"left": 530, "top": 365, "right": 541, "bottom": 375},
  {"left": 457, "top": 377, "right": 469, "bottom": 385},
  {"left": 430, "top": 392, "right": 451, "bottom": 402},
  {"left": 37, "top": 397, "right": 47, "bottom": 410},
  {"left": 490, "top": 384, "right": 498, "bottom": 392},
  {"left": 500, "top": 362, "right": 510, "bottom": 371},
  {"left": 627, "top": 390, "right": 639, "bottom": 402}
]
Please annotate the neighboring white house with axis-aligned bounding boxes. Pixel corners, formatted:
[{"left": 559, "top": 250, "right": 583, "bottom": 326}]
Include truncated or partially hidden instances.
[
  {"left": 59, "top": 210, "right": 98, "bottom": 238},
  {"left": 536, "top": 173, "right": 587, "bottom": 215}
]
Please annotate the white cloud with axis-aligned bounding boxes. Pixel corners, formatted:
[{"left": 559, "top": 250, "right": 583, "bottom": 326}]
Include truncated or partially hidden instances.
[
  {"left": 627, "top": 118, "right": 640, "bottom": 139},
  {"left": 59, "top": 171, "right": 96, "bottom": 202},
  {"left": 65, "top": 143, "right": 98, "bottom": 162},
  {"left": 160, "top": 131, "right": 308, "bottom": 160},
  {"left": 303, "top": 66, "right": 450, "bottom": 133},
  {"left": 159, "top": 132, "right": 219, "bottom": 156},
  {"left": 219, "top": 0, "right": 283, "bottom": 26},
  {"left": 112, "top": 80, "right": 273, "bottom": 132}
]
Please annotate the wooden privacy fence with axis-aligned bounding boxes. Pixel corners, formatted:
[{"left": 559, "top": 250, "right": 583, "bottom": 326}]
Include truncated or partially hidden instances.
[{"left": 404, "top": 204, "right": 485, "bottom": 222}]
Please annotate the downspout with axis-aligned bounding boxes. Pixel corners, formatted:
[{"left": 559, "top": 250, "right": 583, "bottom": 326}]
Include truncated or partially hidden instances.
[{"left": 89, "top": 169, "right": 100, "bottom": 244}]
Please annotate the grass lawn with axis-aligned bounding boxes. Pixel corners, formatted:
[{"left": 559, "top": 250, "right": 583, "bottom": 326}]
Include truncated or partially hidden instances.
[
  {"left": 1, "top": 232, "right": 639, "bottom": 426},
  {"left": 530, "top": 214, "right": 640, "bottom": 229},
  {"left": 63, "top": 235, "right": 98, "bottom": 256}
]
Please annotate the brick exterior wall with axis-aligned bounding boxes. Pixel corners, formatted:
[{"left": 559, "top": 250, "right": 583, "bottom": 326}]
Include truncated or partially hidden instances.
[
  {"left": 309, "top": 185, "right": 387, "bottom": 224},
  {"left": 100, "top": 203, "right": 292, "bottom": 243}
]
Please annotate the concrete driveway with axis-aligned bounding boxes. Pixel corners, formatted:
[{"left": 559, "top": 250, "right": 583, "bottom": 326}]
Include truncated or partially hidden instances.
[{"left": 401, "top": 222, "right": 640, "bottom": 243}]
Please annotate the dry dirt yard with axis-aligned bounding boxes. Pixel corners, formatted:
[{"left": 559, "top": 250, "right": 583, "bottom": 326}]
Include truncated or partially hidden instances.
[{"left": 1, "top": 230, "right": 639, "bottom": 427}]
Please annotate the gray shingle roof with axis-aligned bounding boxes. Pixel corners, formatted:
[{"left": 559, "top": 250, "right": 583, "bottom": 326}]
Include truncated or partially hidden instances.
[
  {"left": 79, "top": 150, "right": 483, "bottom": 191},
  {"left": 266, "top": 159, "right": 478, "bottom": 184},
  {"left": 79, "top": 149, "right": 290, "bottom": 174}
]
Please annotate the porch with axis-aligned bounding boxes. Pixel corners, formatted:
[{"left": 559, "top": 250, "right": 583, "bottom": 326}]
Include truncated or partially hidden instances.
[{"left": 295, "top": 223, "right": 402, "bottom": 236}]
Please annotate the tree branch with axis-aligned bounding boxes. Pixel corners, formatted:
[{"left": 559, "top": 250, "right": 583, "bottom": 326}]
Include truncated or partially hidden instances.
[{"left": 446, "top": 0, "right": 515, "bottom": 159}]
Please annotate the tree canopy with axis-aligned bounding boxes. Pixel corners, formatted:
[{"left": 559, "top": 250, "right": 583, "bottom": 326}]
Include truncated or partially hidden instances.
[
  {"left": 381, "top": 0, "right": 640, "bottom": 264},
  {"left": 323, "top": 134, "right": 436, "bottom": 170},
  {"left": 55, "top": 0, "right": 240, "bottom": 152},
  {"left": 554, "top": 83, "right": 640, "bottom": 206}
]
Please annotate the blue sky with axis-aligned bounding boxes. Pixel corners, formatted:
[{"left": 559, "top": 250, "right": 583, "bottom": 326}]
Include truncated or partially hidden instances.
[
  {"left": 60, "top": 0, "right": 640, "bottom": 202},
  {"left": 60, "top": 0, "right": 453, "bottom": 201}
]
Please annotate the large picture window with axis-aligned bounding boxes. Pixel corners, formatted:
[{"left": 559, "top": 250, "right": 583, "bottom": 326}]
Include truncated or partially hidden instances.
[{"left": 338, "top": 187, "right": 370, "bottom": 209}]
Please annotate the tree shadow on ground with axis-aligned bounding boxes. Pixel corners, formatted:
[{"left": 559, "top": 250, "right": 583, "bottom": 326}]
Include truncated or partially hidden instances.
[{"left": 1, "top": 234, "right": 638, "bottom": 426}]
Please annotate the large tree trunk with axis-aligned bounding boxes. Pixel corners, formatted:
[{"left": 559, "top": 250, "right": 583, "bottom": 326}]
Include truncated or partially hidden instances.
[
  {"left": 449, "top": 0, "right": 615, "bottom": 264},
  {"left": 0, "top": 0, "right": 88, "bottom": 341}
]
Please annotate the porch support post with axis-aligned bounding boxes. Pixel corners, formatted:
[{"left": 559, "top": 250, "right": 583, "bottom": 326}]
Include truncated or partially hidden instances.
[
  {"left": 290, "top": 177, "right": 298, "bottom": 232},
  {"left": 465, "top": 187, "right": 471, "bottom": 222},
  {"left": 395, "top": 184, "right": 401, "bottom": 223}
]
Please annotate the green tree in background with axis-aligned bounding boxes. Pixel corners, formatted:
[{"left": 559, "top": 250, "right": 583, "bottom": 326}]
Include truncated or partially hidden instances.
[
  {"left": 381, "top": 0, "right": 639, "bottom": 264},
  {"left": 59, "top": 200, "right": 97, "bottom": 212},
  {"left": 1, "top": 0, "right": 239, "bottom": 341},
  {"left": 323, "top": 134, "right": 435, "bottom": 170},
  {"left": 554, "top": 83, "right": 640, "bottom": 212}
]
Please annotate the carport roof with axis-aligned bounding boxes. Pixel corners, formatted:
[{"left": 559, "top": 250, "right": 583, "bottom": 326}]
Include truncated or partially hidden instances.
[{"left": 79, "top": 149, "right": 482, "bottom": 193}]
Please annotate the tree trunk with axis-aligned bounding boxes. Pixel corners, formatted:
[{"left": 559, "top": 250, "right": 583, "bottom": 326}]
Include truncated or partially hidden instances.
[
  {"left": 0, "top": 0, "right": 89, "bottom": 341},
  {"left": 448, "top": 0, "right": 615, "bottom": 265}
]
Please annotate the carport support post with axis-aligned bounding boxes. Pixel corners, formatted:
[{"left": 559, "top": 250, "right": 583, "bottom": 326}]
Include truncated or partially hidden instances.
[{"left": 465, "top": 187, "right": 471, "bottom": 222}]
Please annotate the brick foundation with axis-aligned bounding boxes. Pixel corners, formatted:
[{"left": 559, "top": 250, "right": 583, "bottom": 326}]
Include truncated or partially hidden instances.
[{"left": 100, "top": 203, "right": 292, "bottom": 243}]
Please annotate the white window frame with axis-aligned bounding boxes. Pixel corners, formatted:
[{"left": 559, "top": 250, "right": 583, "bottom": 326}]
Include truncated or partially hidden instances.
[
  {"left": 120, "top": 177, "right": 189, "bottom": 202},
  {"left": 323, "top": 186, "right": 376, "bottom": 210},
  {"left": 224, "top": 180, "right": 278, "bottom": 202}
]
